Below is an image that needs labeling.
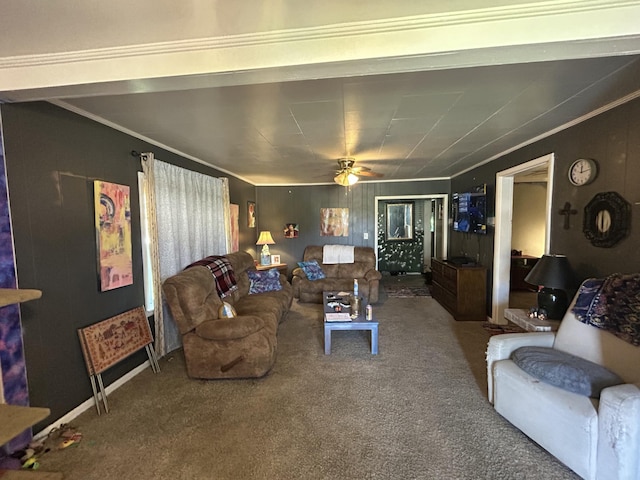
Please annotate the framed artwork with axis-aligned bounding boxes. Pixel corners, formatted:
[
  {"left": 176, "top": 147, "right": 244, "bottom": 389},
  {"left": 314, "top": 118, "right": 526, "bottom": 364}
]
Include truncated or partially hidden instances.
[
  {"left": 94, "top": 180, "right": 133, "bottom": 291},
  {"left": 284, "top": 223, "right": 299, "bottom": 238},
  {"left": 386, "top": 202, "right": 414, "bottom": 240},
  {"left": 271, "top": 254, "right": 281, "bottom": 265},
  {"left": 320, "top": 208, "right": 349, "bottom": 237},
  {"left": 247, "top": 201, "right": 256, "bottom": 228},
  {"left": 230, "top": 203, "right": 239, "bottom": 252},
  {"left": 583, "top": 191, "right": 631, "bottom": 248}
]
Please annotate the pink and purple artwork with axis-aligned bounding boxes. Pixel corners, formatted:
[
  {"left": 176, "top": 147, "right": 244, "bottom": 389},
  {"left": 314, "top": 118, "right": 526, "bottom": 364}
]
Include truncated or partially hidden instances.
[{"left": 94, "top": 181, "right": 133, "bottom": 291}]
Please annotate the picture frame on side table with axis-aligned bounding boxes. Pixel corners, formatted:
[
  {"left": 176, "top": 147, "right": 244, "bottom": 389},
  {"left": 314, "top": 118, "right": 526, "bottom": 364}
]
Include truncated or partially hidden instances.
[{"left": 271, "top": 254, "right": 281, "bottom": 265}]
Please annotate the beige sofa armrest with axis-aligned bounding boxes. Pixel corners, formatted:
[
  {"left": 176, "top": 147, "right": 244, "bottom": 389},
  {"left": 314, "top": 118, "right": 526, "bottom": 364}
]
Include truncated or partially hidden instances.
[
  {"left": 597, "top": 383, "right": 640, "bottom": 479},
  {"left": 364, "top": 269, "right": 382, "bottom": 281},
  {"left": 195, "top": 316, "right": 265, "bottom": 341},
  {"left": 486, "top": 332, "right": 555, "bottom": 404},
  {"left": 291, "top": 267, "right": 307, "bottom": 279}
]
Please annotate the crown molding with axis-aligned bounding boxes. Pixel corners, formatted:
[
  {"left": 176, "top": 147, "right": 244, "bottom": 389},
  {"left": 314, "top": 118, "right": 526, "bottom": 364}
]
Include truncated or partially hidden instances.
[
  {"left": 1, "top": 0, "right": 637, "bottom": 68},
  {"left": 451, "top": 87, "right": 640, "bottom": 178},
  {"left": 2, "top": 0, "right": 640, "bottom": 98}
]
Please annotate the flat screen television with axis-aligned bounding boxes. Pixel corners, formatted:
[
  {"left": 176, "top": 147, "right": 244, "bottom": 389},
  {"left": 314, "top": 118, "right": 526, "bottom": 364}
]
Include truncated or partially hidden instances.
[{"left": 452, "top": 185, "right": 487, "bottom": 234}]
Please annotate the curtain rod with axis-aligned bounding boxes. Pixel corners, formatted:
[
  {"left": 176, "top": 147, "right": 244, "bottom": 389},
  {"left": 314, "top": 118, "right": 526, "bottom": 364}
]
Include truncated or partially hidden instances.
[{"left": 131, "top": 150, "right": 152, "bottom": 161}]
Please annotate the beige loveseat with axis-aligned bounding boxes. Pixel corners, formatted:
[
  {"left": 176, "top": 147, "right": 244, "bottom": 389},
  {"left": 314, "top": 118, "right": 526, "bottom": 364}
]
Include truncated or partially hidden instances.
[
  {"left": 292, "top": 245, "right": 382, "bottom": 303},
  {"left": 162, "top": 251, "right": 293, "bottom": 379}
]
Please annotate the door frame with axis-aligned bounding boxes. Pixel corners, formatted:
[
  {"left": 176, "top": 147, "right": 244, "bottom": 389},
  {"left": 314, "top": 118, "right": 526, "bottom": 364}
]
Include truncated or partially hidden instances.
[
  {"left": 491, "top": 153, "right": 554, "bottom": 323},
  {"left": 374, "top": 194, "right": 448, "bottom": 270}
]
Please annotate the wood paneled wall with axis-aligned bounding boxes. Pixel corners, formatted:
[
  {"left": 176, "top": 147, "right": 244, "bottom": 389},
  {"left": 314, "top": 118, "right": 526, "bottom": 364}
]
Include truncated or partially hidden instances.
[
  {"left": 452, "top": 96, "right": 640, "bottom": 313},
  {"left": 0, "top": 102, "right": 256, "bottom": 429},
  {"left": 255, "top": 181, "right": 449, "bottom": 269}
]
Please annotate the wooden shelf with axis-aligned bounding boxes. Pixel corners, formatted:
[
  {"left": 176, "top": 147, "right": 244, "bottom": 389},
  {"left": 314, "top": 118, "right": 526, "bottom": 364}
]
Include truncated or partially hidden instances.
[
  {"left": 0, "top": 404, "right": 50, "bottom": 445},
  {"left": 255, "top": 263, "right": 288, "bottom": 276},
  {"left": 0, "top": 289, "right": 42, "bottom": 308}
]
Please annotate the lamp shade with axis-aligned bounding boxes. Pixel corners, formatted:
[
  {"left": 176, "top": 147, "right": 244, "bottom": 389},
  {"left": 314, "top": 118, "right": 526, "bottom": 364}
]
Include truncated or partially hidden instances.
[
  {"left": 334, "top": 171, "right": 359, "bottom": 187},
  {"left": 524, "top": 254, "right": 573, "bottom": 290},
  {"left": 256, "top": 231, "right": 275, "bottom": 245}
]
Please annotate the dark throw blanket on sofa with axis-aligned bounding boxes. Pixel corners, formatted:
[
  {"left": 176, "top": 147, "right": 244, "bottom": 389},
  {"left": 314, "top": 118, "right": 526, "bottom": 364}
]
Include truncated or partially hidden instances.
[
  {"left": 571, "top": 273, "right": 640, "bottom": 346},
  {"left": 185, "top": 255, "right": 238, "bottom": 298}
]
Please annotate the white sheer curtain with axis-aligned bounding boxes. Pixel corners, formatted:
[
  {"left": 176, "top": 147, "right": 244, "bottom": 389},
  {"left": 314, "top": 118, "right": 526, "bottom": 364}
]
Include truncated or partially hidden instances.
[{"left": 142, "top": 153, "right": 231, "bottom": 356}]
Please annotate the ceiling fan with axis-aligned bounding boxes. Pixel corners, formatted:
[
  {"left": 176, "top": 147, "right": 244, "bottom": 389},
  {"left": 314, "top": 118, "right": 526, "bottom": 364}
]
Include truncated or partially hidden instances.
[{"left": 333, "top": 158, "right": 383, "bottom": 187}]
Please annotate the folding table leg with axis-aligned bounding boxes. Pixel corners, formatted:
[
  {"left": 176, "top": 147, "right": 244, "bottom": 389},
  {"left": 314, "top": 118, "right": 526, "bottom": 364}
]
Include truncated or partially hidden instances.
[{"left": 89, "top": 374, "right": 101, "bottom": 415}]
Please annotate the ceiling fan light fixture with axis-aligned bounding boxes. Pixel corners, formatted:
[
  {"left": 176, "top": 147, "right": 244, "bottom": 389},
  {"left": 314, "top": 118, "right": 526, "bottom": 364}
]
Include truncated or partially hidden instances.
[{"left": 334, "top": 171, "right": 359, "bottom": 187}]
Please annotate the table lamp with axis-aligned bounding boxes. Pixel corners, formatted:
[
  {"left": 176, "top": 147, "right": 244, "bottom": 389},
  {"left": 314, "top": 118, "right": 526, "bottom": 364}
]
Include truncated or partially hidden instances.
[
  {"left": 256, "top": 231, "right": 275, "bottom": 266},
  {"left": 524, "top": 254, "right": 574, "bottom": 320}
]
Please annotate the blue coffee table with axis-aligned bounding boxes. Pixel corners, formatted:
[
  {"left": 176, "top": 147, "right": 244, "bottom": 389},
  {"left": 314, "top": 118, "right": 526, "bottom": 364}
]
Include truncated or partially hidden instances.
[{"left": 323, "top": 291, "right": 378, "bottom": 355}]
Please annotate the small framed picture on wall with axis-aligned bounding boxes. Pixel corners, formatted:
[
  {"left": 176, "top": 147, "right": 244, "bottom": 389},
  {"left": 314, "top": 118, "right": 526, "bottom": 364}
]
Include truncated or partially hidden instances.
[
  {"left": 271, "top": 254, "right": 281, "bottom": 265},
  {"left": 284, "top": 223, "right": 299, "bottom": 238},
  {"left": 247, "top": 201, "right": 256, "bottom": 228}
]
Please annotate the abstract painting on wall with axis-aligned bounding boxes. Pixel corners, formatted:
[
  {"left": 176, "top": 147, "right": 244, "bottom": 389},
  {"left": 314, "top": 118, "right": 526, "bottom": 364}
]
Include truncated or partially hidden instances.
[
  {"left": 320, "top": 208, "right": 349, "bottom": 236},
  {"left": 95, "top": 180, "right": 133, "bottom": 291}
]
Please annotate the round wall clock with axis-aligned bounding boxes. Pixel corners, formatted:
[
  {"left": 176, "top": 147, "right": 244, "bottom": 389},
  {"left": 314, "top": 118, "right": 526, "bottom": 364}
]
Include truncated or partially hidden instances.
[
  {"left": 568, "top": 158, "right": 598, "bottom": 186},
  {"left": 583, "top": 191, "right": 631, "bottom": 248}
]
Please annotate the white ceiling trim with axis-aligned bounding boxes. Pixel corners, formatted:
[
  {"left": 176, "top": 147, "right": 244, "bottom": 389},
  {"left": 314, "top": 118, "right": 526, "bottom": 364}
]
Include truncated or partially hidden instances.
[
  {"left": 49, "top": 99, "right": 255, "bottom": 186},
  {"left": 2, "top": 1, "right": 640, "bottom": 97},
  {"left": 3, "top": 0, "right": 637, "bottom": 68},
  {"left": 452, "top": 87, "right": 640, "bottom": 178}
]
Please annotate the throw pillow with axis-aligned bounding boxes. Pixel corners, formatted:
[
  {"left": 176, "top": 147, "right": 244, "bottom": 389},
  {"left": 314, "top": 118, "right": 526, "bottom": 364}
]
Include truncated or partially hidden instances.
[
  {"left": 247, "top": 268, "right": 282, "bottom": 294},
  {"left": 297, "top": 260, "right": 326, "bottom": 281},
  {"left": 218, "top": 302, "right": 237, "bottom": 318},
  {"left": 511, "top": 346, "right": 624, "bottom": 398}
]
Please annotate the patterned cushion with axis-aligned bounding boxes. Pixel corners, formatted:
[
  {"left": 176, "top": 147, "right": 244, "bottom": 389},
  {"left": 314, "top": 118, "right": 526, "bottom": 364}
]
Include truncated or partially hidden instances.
[
  {"left": 511, "top": 346, "right": 623, "bottom": 398},
  {"left": 297, "top": 260, "right": 326, "bottom": 281},
  {"left": 185, "top": 255, "right": 238, "bottom": 298},
  {"left": 247, "top": 268, "right": 282, "bottom": 294}
]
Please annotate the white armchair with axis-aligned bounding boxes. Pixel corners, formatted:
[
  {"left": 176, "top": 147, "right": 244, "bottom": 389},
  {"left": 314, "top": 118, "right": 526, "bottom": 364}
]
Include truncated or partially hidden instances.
[{"left": 486, "top": 282, "right": 640, "bottom": 480}]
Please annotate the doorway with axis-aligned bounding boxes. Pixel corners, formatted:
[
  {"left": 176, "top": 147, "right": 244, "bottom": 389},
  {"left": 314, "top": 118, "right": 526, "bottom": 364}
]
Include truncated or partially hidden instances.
[
  {"left": 491, "top": 153, "right": 554, "bottom": 323},
  {"left": 374, "top": 194, "right": 448, "bottom": 273}
]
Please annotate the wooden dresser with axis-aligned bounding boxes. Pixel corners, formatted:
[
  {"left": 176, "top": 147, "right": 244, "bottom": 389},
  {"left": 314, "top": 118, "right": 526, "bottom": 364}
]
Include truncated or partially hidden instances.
[{"left": 431, "top": 258, "right": 487, "bottom": 321}]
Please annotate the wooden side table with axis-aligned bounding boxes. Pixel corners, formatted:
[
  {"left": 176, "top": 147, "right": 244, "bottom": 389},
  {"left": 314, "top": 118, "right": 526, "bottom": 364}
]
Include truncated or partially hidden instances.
[{"left": 256, "top": 263, "right": 287, "bottom": 276}]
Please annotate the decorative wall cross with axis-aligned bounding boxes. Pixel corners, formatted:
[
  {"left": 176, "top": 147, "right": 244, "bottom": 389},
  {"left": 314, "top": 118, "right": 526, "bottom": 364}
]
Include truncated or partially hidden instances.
[{"left": 558, "top": 201, "right": 577, "bottom": 229}]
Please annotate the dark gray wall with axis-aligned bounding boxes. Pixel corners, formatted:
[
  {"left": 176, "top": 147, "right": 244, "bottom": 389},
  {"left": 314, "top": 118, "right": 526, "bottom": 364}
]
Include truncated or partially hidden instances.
[
  {"left": 7, "top": 94, "right": 639, "bottom": 428},
  {"left": 1, "top": 102, "right": 255, "bottom": 429},
  {"left": 255, "top": 180, "right": 449, "bottom": 270},
  {"left": 452, "top": 96, "right": 640, "bottom": 313}
]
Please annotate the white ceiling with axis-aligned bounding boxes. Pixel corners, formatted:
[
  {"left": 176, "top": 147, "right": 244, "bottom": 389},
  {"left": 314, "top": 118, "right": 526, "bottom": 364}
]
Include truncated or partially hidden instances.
[{"left": 3, "top": 1, "right": 640, "bottom": 186}]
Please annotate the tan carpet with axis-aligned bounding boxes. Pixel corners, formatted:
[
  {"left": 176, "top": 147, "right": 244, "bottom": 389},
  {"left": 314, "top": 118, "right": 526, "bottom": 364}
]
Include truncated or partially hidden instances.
[{"left": 35, "top": 298, "right": 578, "bottom": 479}]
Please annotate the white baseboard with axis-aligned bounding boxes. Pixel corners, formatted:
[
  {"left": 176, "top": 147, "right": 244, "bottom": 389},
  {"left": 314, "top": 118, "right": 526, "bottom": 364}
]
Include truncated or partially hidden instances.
[{"left": 34, "top": 361, "right": 151, "bottom": 440}]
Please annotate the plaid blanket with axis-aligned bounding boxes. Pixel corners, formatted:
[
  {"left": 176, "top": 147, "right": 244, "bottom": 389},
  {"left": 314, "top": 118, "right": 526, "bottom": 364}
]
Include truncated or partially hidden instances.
[
  {"left": 572, "top": 273, "right": 640, "bottom": 346},
  {"left": 185, "top": 255, "right": 238, "bottom": 298}
]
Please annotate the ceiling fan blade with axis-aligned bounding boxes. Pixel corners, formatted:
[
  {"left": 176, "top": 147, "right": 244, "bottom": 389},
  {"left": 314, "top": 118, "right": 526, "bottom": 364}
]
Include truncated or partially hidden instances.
[{"left": 357, "top": 170, "right": 384, "bottom": 178}]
